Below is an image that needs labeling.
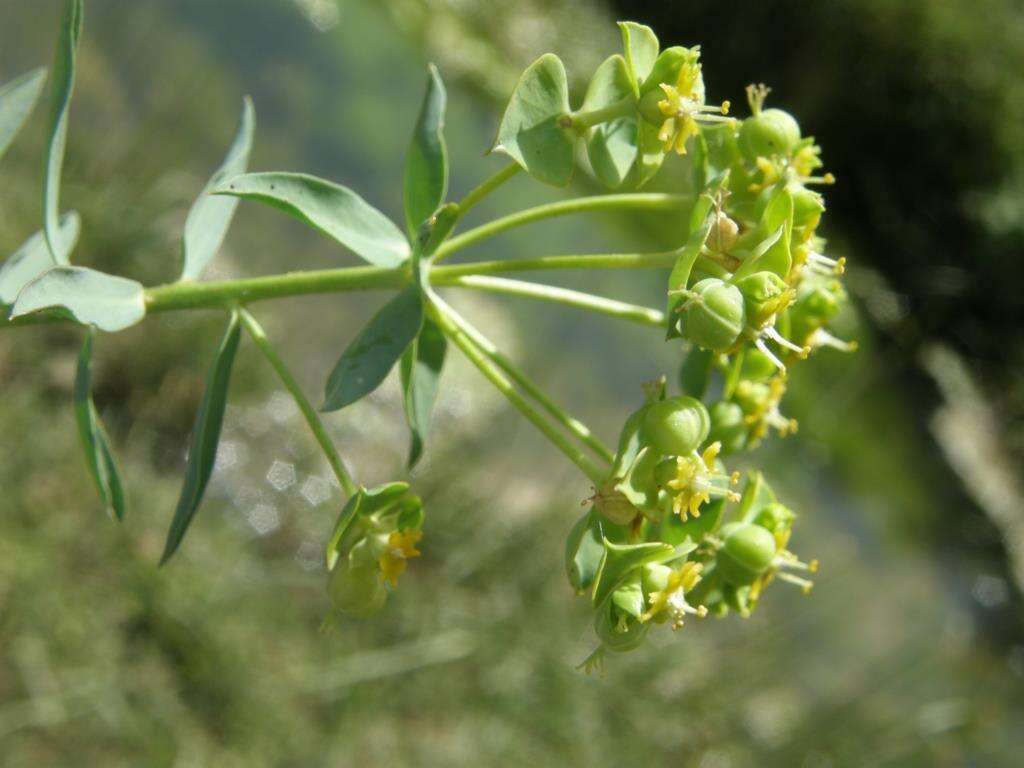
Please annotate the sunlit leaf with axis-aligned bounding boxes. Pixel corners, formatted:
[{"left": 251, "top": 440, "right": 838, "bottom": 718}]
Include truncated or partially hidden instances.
[
  {"left": 161, "top": 311, "right": 242, "bottom": 564},
  {"left": 0, "top": 67, "right": 47, "bottom": 163},
  {"left": 214, "top": 172, "right": 410, "bottom": 267},
  {"left": 400, "top": 316, "right": 447, "bottom": 468},
  {"left": 11, "top": 265, "right": 145, "bottom": 332},
  {"left": 0, "top": 212, "right": 79, "bottom": 307},
  {"left": 404, "top": 65, "right": 448, "bottom": 238},
  {"left": 180, "top": 97, "right": 255, "bottom": 281},
  {"left": 322, "top": 285, "right": 423, "bottom": 411},
  {"left": 582, "top": 55, "right": 637, "bottom": 189},
  {"left": 75, "top": 329, "right": 126, "bottom": 520},
  {"left": 43, "top": 0, "right": 83, "bottom": 264},
  {"left": 618, "top": 21, "right": 659, "bottom": 95},
  {"left": 493, "top": 53, "right": 574, "bottom": 187}
]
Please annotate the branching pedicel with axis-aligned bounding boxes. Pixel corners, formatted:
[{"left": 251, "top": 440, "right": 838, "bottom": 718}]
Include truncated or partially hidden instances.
[{"left": 0, "top": 5, "right": 854, "bottom": 667}]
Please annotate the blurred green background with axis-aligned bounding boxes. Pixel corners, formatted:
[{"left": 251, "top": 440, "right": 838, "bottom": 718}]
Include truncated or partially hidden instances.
[{"left": 2, "top": 1, "right": 1023, "bottom": 765}]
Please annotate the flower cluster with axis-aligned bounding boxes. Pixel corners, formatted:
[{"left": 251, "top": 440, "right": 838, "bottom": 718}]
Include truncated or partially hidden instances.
[
  {"left": 324, "top": 482, "right": 425, "bottom": 621},
  {"left": 562, "top": 26, "right": 853, "bottom": 666}
]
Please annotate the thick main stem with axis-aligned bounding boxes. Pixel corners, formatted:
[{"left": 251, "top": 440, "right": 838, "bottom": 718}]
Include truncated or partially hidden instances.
[
  {"left": 428, "top": 295, "right": 606, "bottom": 484},
  {"left": 238, "top": 308, "right": 357, "bottom": 496}
]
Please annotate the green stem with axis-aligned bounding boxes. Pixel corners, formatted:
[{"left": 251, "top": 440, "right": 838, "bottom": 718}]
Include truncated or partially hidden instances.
[
  {"left": 447, "top": 305, "right": 615, "bottom": 465},
  {"left": 455, "top": 163, "right": 520, "bottom": 221},
  {"left": 564, "top": 96, "right": 635, "bottom": 131},
  {"left": 238, "top": 308, "right": 358, "bottom": 496},
  {"left": 432, "top": 250, "right": 678, "bottom": 278},
  {"left": 3, "top": 251, "right": 680, "bottom": 328},
  {"left": 432, "top": 193, "right": 690, "bottom": 262},
  {"left": 446, "top": 275, "right": 665, "bottom": 328},
  {"left": 428, "top": 294, "right": 606, "bottom": 484}
]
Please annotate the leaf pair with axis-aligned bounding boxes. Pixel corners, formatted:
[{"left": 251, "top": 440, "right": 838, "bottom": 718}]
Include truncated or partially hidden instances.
[{"left": 317, "top": 66, "right": 451, "bottom": 467}]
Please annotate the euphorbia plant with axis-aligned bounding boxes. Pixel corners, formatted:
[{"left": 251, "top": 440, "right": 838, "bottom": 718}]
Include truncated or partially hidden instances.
[{"left": 0, "top": 3, "right": 854, "bottom": 669}]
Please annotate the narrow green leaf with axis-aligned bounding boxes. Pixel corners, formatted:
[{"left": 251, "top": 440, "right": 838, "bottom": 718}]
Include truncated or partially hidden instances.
[
  {"left": 43, "top": 0, "right": 83, "bottom": 264},
  {"left": 493, "top": 54, "right": 574, "bottom": 187},
  {"left": 75, "top": 329, "right": 126, "bottom": 520},
  {"left": 322, "top": 286, "right": 423, "bottom": 412},
  {"left": 161, "top": 311, "right": 242, "bottom": 564},
  {"left": 403, "top": 65, "right": 448, "bottom": 238},
  {"left": 0, "top": 68, "right": 47, "bottom": 163},
  {"left": 11, "top": 265, "right": 145, "bottom": 332},
  {"left": 213, "top": 172, "right": 410, "bottom": 267},
  {"left": 618, "top": 21, "right": 659, "bottom": 95},
  {"left": 400, "top": 316, "right": 447, "bottom": 468},
  {"left": 0, "top": 212, "right": 79, "bottom": 307},
  {"left": 582, "top": 55, "right": 637, "bottom": 190},
  {"left": 180, "top": 97, "right": 255, "bottom": 281}
]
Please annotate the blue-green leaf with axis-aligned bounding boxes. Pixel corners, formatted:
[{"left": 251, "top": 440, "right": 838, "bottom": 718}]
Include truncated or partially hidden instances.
[
  {"left": 180, "top": 97, "right": 255, "bottom": 281},
  {"left": 0, "top": 68, "right": 47, "bottom": 163},
  {"left": 214, "top": 172, "right": 409, "bottom": 267},
  {"left": 582, "top": 55, "right": 637, "bottom": 189},
  {"left": 0, "top": 212, "right": 79, "bottom": 307},
  {"left": 400, "top": 316, "right": 447, "bottom": 468},
  {"left": 11, "top": 265, "right": 145, "bottom": 332},
  {"left": 75, "top": 329, "right": 126, "bottom": 520},
  {"left": 322, "top": 285, "right": 423, "bottom": 412},
  {"left": 43, "top": 0, "right": 83, "bottom": 264},
  {"left": 493, "top": 54, "right": 574, "bottom": 187},
  {"left": 618, "top": 21, "right": 659, "bottom": 96},
  {"left": 403, "top": 65, "right": 448, "bottom": 238},
  {"left": 161, "top": 311, "right": 242, "bottom": 564}
]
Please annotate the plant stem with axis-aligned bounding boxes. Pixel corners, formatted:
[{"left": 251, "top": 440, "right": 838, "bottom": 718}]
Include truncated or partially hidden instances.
[
  {"left": 3, "top": 251, "right": 680, "bottom": 327},
  {"left": 455, "top": 163, "right": 520, "bottom": 220},
  {"left": 447, "top": 305, "right": 615, "bottom": 465},
  {"left": 432, "top": 193, "right": 690, "bottom": 262},
  {"left": 446, "top": 275, "right": 665, "bottom": 328},
  {"left": 428, "top": 295, "right": 606, "bottom": 484},
  {"left": 432, "top": 250, "right": 678, "bottom": 278},
  {"left": 563, "top": 96, "right": 635, "bottom": 131},
  {"left": 238, "top": 308, "right": 357, "bottom": 496}
]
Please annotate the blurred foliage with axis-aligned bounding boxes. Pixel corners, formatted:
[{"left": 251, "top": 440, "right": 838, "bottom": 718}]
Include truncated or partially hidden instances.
[{"left": 1, "top": 0, "right": 1023, "bottom": 766}]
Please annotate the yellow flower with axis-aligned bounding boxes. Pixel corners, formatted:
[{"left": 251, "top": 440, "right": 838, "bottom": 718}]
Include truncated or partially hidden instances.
[
  {"left": 664, "top": 441, "right": 740, "bottom": 520},
  {"left": 641, "top": 561, "right": 707, "bottom": 629},
  {"left": 656, "top": 59, "right": 731, "bottom": 155},
  {"left": 739, "top": 376, "right": 798, "bottom": 444},
  {"left": 378, "top": 529, "right": 422, "bottom": 587}
]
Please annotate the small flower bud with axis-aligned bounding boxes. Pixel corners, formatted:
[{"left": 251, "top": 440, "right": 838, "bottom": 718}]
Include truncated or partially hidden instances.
[
  {"left": 708, "top": 400, "right": 748, "bottom": 455},
  {"left": 642, "top": 395, "right": 711, "bottom": 456},
  {"left": 717, "top": 521, "right": 777, "bottom": 586},
  {"left": 735, "top": 271, "right": 793, "bottom": 329}
]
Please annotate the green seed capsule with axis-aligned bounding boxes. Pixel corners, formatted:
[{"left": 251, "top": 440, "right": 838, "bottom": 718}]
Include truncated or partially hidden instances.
[
  {"left": 739, "top": 108, "right": 801, "bottom": 161},
  {"left": 708, "top": 400, "right": 748, "bottom": 455},
  {"left": 740, "top": 348, "right": 780, "bottom": 381},
  {"left": 642, "top": 396, "right": 710, "bottom": 456},
  {"left": 327, "top": 562, "right": 387, "bottom": 618},
  {"left": 594, "top": 600, "right": 650, "bottom": 652},
  {"left": 791, "top": 185, "right": 825, "bottom": 230},
  {"left": 681, "top": 278, "right": 746, "bottom": 352},
  {"left": 753, "top": 502, "right": 795, "bottom": 535},
  {"left": 717, "top": 522, "right": 777, "bottom": 586},
  {"left": 735, "top": 271, "right": 792, "bottom": 329}
]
